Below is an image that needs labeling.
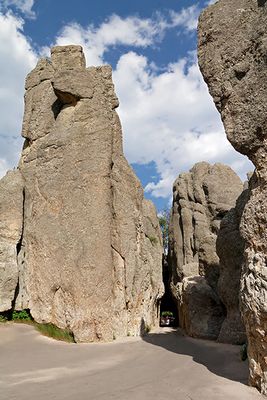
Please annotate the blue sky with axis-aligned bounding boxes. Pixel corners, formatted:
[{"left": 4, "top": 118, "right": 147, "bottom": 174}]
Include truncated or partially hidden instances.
[{"left": 0, "top": 0, "right": 252, "bottom": 210}]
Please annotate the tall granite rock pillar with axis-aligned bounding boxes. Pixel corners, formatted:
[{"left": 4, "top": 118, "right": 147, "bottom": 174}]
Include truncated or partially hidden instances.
[
  {"left": 198, "top": 0, "right": 267, "bottom": 393},
  {"left": 169, "top": 162, "right": 245, "bottom": 342},
  {"left": 8, "top": 45, "right": 164, "bottom": 342}
]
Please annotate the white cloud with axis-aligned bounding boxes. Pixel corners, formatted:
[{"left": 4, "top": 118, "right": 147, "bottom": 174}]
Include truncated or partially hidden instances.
[
  {"left": 0, "top": 158, "right": 10, "bottom": 178},
  {"left": 170, "top": 5, "right": 200, "bottom": 32},
  {"left": 113, "top": 52, "right": 253, "bottom": 198},
  {"left": 49, "top": 7, "right": 201, "bottom": 66},
  {"left": 0, "top": 11, "right": 37, "bottom": 177},
  {"left": 0, "top": 7, "right": 253, "bottom": 199},
  {"left": 1, "top": 0, "right": 35, "bottom": 19},
  {"left": 205, "top": 0, "right": 218, "bottom": 5},
  {"left": 51, "top": 13, "right": 170, "bottom": 66}
]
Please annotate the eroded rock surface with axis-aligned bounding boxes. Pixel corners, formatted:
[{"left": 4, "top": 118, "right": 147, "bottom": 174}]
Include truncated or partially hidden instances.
[
  {"left": 0, "top": 45, "right": 163, "bottom": 342},
  {"left": 169, "top": 162, "right": 244, "bottom": 341},
  {"left": 175, "top": 276, "right": 225, "bottom": 340},
  {"left": 0, "top": 170, "right": 24, "bottom": 312},
  {"left": 216, "top": 189, "right": 248, "bottom": 344},
  {"left": 198, "top": 0, "right": 267, "bottom": 393}
]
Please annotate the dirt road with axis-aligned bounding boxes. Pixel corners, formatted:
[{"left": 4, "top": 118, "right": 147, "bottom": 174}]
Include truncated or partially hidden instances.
[{"left": 0, "top": 324, "right": 263, "bottom": 400}]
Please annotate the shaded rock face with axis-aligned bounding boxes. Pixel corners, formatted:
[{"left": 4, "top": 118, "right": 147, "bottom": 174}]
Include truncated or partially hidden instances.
[
  {"left": 169, "top": 162, "right": 244, "bottom": 341},
  {"left": 198, "top": 0, "right": 267, "bottom": 393},
  {"left": 0, "top": 171, "right": 24, "bottom": 312},
  {"left": 216, "top": 189, "right": 248, "bottom": 344},
  {"left": 198, "top": 0, "right": 267, "bottom": 167},
  {"left": 0, "top": 45, "right": 163, "bottom": 342}
]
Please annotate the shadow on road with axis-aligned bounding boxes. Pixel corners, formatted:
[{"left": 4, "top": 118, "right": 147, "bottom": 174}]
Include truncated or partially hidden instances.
[{"left": 142, "top": 328, "right": 249, "bottom": 385}]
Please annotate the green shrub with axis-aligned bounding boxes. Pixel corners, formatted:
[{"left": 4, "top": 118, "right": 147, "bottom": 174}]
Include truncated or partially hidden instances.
[
  {"left": 35, "top": 323, "right": 75, "bottom": 343},
  {"left": 161, "top": 311, "right": 173, "bottom": 317},
  {"left": 158, "top": 208, "right": 170, "bottom": 254},
  {"left": 12, "top": 309, "right": 32, "bottom": 321}
]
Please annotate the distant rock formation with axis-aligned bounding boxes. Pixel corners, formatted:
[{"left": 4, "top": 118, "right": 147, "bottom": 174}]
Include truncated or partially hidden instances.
[
  {"left": 198, "top": 0, "right": 267, "bottom": 393},
  {"left": 169, "top": 162, "right": 245, "bottom": 342},
  {"left": 0, "top": 45, "right": 163, "bottom": 342}
]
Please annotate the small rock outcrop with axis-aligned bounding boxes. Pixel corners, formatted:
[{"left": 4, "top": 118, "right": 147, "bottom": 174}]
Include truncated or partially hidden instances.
[
  {"left": 0, "top": 45, "right": 163, "bottom": 342},
  {"left": 169, "top": 162, "right": 245, "bottom": 341},
  {"left": 198, "top": 0, "right": 267, "bottom": 393}
]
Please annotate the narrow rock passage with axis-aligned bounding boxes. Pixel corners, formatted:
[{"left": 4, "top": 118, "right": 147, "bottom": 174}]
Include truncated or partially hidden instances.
[{"left": 0, "top": 324, "right": 263, "bottom": 400}]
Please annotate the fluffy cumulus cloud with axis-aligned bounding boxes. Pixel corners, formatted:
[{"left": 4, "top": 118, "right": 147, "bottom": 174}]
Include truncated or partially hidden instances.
[
  {"left": 0, "top": 5, "right": 253, "bottom": 198},
  {"left": 1, "top": 0, "right": 35, "bottom": 18},
  {"left": 49, "top": 6, "right": 201, "bottom": 65},
  {"left": 169, "top": 5, "right": 200, "bottom": 32},
  {"left": 0, "top": 11, "right": 37, "bottom": 176},
  {"left": 46, "top": 13, "right": 170, "bottom": 65},
  {"left": 113, "top": 52, "right": 252, "bottom": 198}
]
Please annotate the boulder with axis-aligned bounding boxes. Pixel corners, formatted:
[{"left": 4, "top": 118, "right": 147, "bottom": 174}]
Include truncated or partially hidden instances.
[
  {"left": 173, "top": 276, "right": 225, "bottom": 340},
  {"left": 198, "top": 0, "right": 267, "bottom": 393}
]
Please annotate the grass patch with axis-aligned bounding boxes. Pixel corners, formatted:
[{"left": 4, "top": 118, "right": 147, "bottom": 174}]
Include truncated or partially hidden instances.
[
  {"left": 0, "top": 309, "right": 75, "bottom": 343},
  {"left": 35, "top": 323, "right": 75, "bottom": 343},
  {"left": 0, "top": 313, "right": 8, "bottom": 323}
]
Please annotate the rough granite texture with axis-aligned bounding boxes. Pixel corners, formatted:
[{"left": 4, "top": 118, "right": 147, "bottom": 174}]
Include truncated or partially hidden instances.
[
  {"left": 198, "top": 0, "right": 267, "bottom": 393},
  {"left": 175, "top": 275, "right": 225, "bottom": 340},
  {"left": 169, "top": 162, "right": 244, "bottom": 341},
  {"left": 0, "top": 45, "right": 163, "bottom": 342},
  {"left": 216, "top": 189, "right": 248, "bottom": 344},
  {"left": 0, "top": 171, "right": 24, "bottom": 312}
]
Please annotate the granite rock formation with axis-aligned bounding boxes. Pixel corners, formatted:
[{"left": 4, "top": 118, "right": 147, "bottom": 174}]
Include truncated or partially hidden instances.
[
  {"left": 198, "top": 0, "right": 267, "bottom": 393},
  {"left": 0, "top": 45, "right": 163, "bottom": 342},
  {"left": 169, "top": 162, "right": 244, "bottom": 341},
  {"left": 0, "top": 171, "right": 24, "bottom": 312},
  {"left": 216, "top": 188, "right": 248, "bottom": 344}
]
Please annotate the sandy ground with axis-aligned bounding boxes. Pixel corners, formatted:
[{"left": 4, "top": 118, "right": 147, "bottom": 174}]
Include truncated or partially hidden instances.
[{"left": 0, "top": 323, "right": 263, "bottom": 400}]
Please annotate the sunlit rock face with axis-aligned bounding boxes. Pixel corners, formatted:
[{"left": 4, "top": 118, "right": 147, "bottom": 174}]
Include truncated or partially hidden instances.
[
  {"left": 0, "top": 45, "right": 163, "bottom": 342},
  {"left": 0, "top": 170, "right": 24, "bottom": 312},
  {"left": 169, "top": 162, "right": 245, "bottom": 342},
  {"left": 198, "top": 0, "right": 267, "bottom": 394}
]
